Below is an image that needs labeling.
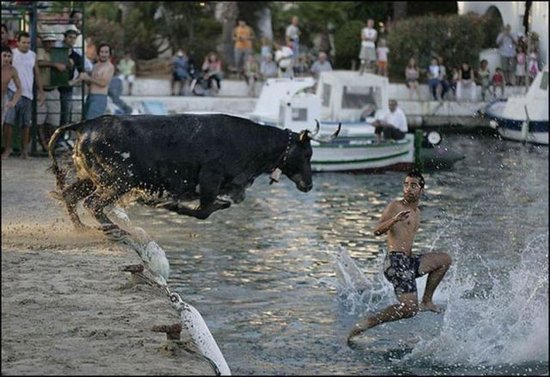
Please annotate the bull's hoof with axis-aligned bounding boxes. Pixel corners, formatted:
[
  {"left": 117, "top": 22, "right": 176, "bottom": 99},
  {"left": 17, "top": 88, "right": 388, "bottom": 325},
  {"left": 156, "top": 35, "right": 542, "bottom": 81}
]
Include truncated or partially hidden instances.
[
  {"left": 152, "top": 323, "right": 182, "bottom": 340},
  {"left": 120, "top": 264, "right": 145, "bottom": 273},
  {"left": 49, "top": 190, "right": 64, "bottom": 202},
  {"left": 100, "top": 224, "right": 129, "bottom": 241}
]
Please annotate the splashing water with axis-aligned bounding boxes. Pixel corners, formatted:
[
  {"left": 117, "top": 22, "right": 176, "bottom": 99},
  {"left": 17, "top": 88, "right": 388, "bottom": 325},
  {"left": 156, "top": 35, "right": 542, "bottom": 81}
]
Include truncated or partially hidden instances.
[
  {"left": 403, "top": 233, "right": 549, "bottom": 367},
  {"left": 332, "top": 246, "right": 395, "bottom": 315}
]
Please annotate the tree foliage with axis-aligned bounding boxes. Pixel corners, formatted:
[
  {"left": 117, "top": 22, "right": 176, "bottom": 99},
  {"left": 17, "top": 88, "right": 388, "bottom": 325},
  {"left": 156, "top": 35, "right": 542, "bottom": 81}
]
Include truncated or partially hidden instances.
[
  {"left": 46, "top": 1, "right": 486, "bottom": 81},
  {"left": 387, "top": 13, "right": 484, "bottom": 81}
]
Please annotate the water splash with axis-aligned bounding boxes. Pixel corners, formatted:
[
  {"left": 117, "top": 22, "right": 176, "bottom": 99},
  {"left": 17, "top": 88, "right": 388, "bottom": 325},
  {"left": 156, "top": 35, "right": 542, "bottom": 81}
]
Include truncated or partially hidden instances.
[
  {"left": 403, "top": 233, "right": 549, "bottom": 367},
  {"left": 332, "top": 246, "right": 395, "bottom": 315}
]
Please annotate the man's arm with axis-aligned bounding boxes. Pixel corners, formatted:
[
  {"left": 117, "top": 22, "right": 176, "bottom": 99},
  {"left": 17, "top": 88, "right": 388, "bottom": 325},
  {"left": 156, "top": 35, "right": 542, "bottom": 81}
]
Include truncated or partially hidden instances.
[
  {"left": 6, "top": 68, "right": 22, "bottom": 107},
  {"left": 33, "top": 57, "right": 45, "bottom": 105},
  {"left": 373, "top": 201, "right": 410, "bottom": 236}
]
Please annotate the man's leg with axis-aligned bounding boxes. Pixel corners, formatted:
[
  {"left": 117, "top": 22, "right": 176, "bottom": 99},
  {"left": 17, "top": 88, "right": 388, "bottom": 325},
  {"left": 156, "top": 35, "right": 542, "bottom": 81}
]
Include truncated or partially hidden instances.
[
  {"left": 418, "top": 252, "right": 452, "bottom": 312},
  {"left": 21, "top": 126, "right": 30, "bottom": 159},
  {"left": 2, "top": 123, "right": 13, "bottom": 159},
  {"left": 374, "top": 125, "right": 383, "bottom": 143},
  {"left": 347, "top": 292, "right": 418, "bottom": 343}
]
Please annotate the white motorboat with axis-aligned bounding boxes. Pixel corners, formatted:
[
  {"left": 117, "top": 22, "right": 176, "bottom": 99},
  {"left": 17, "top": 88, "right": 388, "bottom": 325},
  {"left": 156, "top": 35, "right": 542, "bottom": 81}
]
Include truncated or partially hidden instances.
[{"left": 482, "top": 67, "right": 548, "bottom": 145}]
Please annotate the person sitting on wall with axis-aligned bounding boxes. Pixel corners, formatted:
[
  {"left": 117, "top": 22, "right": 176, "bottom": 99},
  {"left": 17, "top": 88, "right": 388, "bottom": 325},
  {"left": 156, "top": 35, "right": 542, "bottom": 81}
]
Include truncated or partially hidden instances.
[{"left": 372, "top": 99, "right": 408, "bottom": 143}]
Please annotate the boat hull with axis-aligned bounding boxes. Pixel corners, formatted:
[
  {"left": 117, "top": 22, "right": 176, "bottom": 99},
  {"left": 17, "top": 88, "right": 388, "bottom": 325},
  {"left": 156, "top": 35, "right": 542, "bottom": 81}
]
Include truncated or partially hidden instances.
[{"left": 310, "top": 135, "right": 414, "bottom": 172}]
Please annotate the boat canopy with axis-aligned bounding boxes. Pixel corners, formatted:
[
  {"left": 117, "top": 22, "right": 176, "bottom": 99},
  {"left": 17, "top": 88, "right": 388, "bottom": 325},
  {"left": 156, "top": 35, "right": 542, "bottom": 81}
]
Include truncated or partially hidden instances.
[
  {"left": 249, "top": 77, "right": 316, "bottom": 124},
  {"left": 316, "top": 70, "right": 390, "bottom": 122}
]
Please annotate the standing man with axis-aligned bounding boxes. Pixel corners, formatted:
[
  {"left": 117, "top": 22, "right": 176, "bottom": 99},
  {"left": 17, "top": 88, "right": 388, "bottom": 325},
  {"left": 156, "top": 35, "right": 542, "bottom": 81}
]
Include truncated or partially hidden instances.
[
  {"left": 36, "top": 33, "right": 66, "bottom": 152},
  {"left": 359, "top": 19, "right": 377, "bottom": 75},
  {"left": 496, "top": 24, "right": 517, "bottom": 86},
  {"left": 58, "top": 25, "right": 84, "bottom": 127},
  {"left": 372, "top": 99, "right": 408, "bottom": 143},
  {"left": 117, "top": 51, "right": 136, "bottom": 96},
  {"left": 76, "top": 43, "right": 114, "bottom": 120},
  {"left": 347, "top": 170, "right": 452, "bottom": 344},
  {"left": 2, "top": 32, "right": 45, "bottom": 159},
  {"left": 285, "top": 16, "right": 300, "bottom": 74},
  {"left": 1, "top": 45, "right": 22, "bottom": 127},
  {"left": 232, "top": 19, "right": 254, "bottom": 77}
]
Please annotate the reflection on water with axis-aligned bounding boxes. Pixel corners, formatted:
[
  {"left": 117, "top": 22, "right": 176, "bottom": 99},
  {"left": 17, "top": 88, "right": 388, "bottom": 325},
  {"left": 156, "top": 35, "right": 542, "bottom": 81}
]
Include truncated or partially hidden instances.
[{"left": 126, "top": 134, "right": 548, "bottom": 375}]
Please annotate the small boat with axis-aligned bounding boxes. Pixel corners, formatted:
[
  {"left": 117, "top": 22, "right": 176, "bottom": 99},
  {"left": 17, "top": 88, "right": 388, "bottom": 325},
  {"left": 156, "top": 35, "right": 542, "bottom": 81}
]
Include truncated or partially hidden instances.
[
  {"left": 248, "top": 71, "right": 464, "bottom": 172},
  {"left": 481, "top": 67, "right": 548, "bottom": 145}
]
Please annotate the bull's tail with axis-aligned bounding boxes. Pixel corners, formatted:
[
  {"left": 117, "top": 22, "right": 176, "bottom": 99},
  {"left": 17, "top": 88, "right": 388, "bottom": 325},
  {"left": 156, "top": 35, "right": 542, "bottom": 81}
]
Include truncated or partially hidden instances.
[{"left": 48, "top": 122, "right": 83, "bottom": 192}]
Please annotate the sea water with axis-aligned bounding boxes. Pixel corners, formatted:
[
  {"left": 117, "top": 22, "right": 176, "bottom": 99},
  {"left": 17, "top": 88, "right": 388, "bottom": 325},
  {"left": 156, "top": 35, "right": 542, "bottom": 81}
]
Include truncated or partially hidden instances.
[{"left": 125, "top": 133, "right": 548, "bottom": 375}]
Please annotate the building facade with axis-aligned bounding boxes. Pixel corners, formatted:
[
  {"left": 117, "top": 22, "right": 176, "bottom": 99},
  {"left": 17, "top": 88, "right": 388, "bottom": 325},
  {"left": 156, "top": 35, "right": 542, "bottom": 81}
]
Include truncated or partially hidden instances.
[{"left": 458, "top": 1, "right": 548, "bottom": 67}]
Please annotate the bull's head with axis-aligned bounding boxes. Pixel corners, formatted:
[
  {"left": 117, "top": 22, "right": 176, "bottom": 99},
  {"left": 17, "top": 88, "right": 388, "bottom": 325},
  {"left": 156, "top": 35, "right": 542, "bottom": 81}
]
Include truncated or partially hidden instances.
[{"left": 279, "top": 122, "right": 341, "bottom": 192}]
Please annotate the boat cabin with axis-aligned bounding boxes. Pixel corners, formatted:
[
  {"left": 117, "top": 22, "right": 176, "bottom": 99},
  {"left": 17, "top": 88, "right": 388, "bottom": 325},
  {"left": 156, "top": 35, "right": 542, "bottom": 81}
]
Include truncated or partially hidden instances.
[{"left": 249, "top": 71, "right": 390, "bottom": 135}]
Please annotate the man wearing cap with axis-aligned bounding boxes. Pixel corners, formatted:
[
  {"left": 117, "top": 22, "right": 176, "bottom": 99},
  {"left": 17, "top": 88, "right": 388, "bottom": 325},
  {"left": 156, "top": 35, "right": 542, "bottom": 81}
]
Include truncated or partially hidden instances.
[
  {"left": 36, "top": 32, "right": 66, "bottom": 152},
  {"left": 58, "top": 25, "right": 83, "bottom": 129}
]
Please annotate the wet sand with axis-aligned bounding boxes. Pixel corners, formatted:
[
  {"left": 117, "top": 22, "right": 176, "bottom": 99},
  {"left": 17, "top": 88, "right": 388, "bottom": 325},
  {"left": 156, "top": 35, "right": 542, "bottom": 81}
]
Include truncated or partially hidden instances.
[{"left": 1, "top": 157, "right": 215, "bottom": 375}]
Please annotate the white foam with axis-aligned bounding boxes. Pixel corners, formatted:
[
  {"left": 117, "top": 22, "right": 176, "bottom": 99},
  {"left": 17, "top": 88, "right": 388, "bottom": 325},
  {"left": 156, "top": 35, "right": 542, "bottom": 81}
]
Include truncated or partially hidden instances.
[{"left": 404, "top": 233, "right": 549, "bottom": 366}]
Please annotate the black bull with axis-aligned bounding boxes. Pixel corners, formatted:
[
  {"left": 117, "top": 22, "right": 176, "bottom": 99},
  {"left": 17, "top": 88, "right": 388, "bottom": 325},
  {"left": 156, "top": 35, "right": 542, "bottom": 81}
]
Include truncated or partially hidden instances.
[{"left": 48, "top": 114, "right": 337, "bottom": 235}]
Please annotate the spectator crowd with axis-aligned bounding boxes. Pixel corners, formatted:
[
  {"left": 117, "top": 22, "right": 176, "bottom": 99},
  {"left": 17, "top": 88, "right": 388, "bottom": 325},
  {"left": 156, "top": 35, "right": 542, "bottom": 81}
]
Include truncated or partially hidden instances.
[{"left": 1, "top": 7, "right": 545, "bottom": 159}]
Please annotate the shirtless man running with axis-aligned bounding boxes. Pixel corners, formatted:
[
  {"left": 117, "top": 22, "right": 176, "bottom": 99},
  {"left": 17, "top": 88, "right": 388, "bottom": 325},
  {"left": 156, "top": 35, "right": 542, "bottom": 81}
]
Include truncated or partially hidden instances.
[{"left": 347, "top": 170, "right": 452, "bottom": 344}]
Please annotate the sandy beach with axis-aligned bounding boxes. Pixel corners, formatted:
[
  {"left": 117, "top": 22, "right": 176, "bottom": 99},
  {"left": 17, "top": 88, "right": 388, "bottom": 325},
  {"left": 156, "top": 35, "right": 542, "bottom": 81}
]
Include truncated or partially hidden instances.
[{"left": 1, "top": 157, "right": 215, "bottom": 375}]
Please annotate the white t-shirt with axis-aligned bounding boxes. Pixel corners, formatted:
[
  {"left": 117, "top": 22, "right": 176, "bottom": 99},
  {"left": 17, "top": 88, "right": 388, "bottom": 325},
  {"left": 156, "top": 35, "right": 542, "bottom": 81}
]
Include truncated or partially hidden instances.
[
  {"left": 428, "top": 64, "right": 440, "bottom": 79},
  {"left": 8, "top": 48, "right": 37, "bottom": 100},
  {"left": 286, "top": 24, "right": 300, "bottom": 42},
  {"left": 377, "top": 107, "right": 408, "bottom": 133},
  {"left": 275, "top": 46, "right": 294, "bottom": 69},
  {"left": 361, "top": 27, "right": 377, "bottom": 48},
  {"left": 376, "top": 47, "right": 389, "bottom": 62}
]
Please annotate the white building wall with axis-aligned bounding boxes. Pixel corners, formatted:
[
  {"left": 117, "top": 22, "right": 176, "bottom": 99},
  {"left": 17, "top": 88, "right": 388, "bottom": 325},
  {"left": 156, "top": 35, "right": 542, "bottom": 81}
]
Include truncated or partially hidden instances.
[{"left": 458, "top": 1, "right": 548, "bottom": 67}]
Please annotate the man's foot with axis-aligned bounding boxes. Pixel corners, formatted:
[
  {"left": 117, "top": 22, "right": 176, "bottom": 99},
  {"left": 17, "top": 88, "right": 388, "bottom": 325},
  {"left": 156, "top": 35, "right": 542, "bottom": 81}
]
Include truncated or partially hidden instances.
[
  {"left": 21, "top": 152, "right": 31, "bottom": 159},
  {"left": 419, "top": 301, "right": 443, "bottom": 313},
  {"left": 1, "top": 148, "right": 12, "bottom": 159}
]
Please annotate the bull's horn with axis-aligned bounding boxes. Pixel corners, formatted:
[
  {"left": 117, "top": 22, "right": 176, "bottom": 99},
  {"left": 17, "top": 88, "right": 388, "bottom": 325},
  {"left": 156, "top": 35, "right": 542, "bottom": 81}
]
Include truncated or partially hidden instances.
[
  {"left": 310, "top": 119, "right": 320, "bottom": 138},
  {"left": 311, "top": 123, "right": 341, "bottom": 143}
]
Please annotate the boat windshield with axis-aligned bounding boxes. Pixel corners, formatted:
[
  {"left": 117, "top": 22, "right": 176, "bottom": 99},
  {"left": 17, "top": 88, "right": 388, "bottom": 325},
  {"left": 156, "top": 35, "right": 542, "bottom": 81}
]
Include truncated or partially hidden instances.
[{"left": 342, "top": 86, "right": 382, "bottom": 110}]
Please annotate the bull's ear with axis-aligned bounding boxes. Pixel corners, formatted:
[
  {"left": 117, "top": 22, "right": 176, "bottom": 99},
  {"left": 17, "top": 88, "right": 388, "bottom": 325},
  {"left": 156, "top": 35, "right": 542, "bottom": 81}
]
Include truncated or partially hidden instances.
[{"left": 299, "top": 130, "right": 310, "bottom": 143}]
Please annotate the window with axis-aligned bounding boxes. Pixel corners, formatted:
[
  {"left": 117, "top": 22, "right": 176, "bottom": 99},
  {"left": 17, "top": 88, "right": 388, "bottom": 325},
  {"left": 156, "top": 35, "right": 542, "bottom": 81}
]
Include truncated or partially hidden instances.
[
  {"left": 292, "top": 108, "right": 308, "bottom": 121},
  {"left": 341, "top": 86, "right": 382, "bottom": 110},
  {"left": 322, "top": 84, "right": 331, "bottom": 106}
]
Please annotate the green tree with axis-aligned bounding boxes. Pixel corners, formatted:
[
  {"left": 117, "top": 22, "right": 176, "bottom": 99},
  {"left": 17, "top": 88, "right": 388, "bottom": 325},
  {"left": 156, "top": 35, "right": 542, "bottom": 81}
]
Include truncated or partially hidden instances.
[{"left": 387, "top": 14, "right": 484, "bottom": 81}]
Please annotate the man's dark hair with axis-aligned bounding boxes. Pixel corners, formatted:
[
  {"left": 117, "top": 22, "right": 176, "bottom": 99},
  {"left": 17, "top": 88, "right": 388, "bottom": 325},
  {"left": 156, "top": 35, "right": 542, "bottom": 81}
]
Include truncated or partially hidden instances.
[
  {"left": 97, "top": 42, "right": 112, "bottom": 56},
  {"left": 17, "top": 31, "right": 30, "bottom": 41},
  {"left": 1, "top": 44, "right": 12, "bottom": 54},
  {"left": 407, "top": 169, "right": 425, "bottom": 188},
  {"left": 69, "top": 10, "right": 82, "bottom": 20}
]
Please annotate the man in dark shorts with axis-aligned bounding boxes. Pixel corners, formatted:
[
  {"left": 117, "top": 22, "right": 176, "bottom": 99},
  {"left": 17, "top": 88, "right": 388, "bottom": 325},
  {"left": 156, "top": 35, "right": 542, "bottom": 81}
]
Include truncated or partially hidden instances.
[{"left": 347, "top": 170, "right": 452, "bottom": 343}]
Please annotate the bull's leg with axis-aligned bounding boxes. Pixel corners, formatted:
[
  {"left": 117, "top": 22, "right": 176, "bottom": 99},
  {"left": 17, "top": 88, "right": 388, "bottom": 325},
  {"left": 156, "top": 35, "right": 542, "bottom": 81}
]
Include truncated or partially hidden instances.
[
  {"left": 52, "top": 178, "right": 96, "bottom": 229},
  {"left": 83, "top": 188, "right": 130, "bottom": 240},
  {"left": 156, "top": 170, "right": 230, "bottom": 220}
]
